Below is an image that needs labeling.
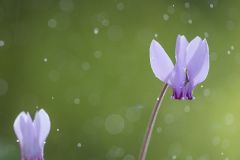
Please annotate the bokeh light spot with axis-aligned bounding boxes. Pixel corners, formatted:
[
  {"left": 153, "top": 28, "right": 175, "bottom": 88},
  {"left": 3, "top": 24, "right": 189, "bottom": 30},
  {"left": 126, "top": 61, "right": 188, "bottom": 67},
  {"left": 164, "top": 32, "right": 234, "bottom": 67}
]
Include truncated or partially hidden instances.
[
  {"left": 163, "top": 14, "right": 169, "bottom": 21},
  {"left": 0, "top": 79, "right": 8, "bottom": 96},
  {"left": 74, "top": 98, "right": 80, "bottom": 105},
  {"left": 48, "top": 19, "right": 57, "bottom": 28},
  {"left": 105, "top": 114, "right": 125, "bottom": 135},
  {"left": 0, "top": 40, "right": 5, "bottom": 47}
]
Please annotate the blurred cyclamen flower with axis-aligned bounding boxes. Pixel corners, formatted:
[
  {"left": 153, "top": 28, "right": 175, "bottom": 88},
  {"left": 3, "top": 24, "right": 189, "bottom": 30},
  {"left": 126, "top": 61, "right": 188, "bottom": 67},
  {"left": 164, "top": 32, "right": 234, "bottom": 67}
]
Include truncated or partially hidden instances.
[
  {"left": 13, "top": 109, "right": 51, "bottom": 160},
  {"left": 150, "top": 35, "right": 209, "bottom": 100}
]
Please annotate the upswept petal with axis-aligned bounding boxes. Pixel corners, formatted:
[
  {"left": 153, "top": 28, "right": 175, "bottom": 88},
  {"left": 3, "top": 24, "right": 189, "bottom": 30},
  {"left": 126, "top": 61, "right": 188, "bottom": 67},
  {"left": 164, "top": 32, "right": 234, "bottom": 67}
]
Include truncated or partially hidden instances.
[
  {"left": 186, "top": 36, "right": 202, "bottom": 65},
  {"left": 175, "top": 35, "right": 188, "bottom": 66},
  {"left": 187, "top": 39, "right": 209, "bottom": 86},
  {"left": 34, "top": 109, "right": 51, "bottom": 145},
  {"left": 20, "top": 113, "right": 35, "bottom": 148},
  {"left": 150, "top": 39, "right": 174, "bottom": 82},
  {"left": 13, "top": 112, "right": 26, "bottom": 142}
]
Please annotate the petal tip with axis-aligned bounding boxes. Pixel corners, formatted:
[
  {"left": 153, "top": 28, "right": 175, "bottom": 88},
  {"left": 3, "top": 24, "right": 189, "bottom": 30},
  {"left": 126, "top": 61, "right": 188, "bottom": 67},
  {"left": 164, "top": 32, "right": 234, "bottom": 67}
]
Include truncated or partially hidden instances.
[
  {"left": 151, "top": 39, "right": 158, "bottom": 45},
  {"left": 194, "top": 36, "right": 202, "bottom": 41},
  {"left": 203, "top": 39, "right": 208, "bottom": 45}
]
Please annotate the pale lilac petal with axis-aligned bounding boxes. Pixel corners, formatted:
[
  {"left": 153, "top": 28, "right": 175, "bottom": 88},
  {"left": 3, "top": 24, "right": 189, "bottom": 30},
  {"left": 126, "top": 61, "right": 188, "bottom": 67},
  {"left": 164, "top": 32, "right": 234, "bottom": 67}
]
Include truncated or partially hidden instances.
[
  {"left": 150, "top": 39, "right": 174, "bottom": 82},
  {"left": 175, "top": 35, "right": 188, "bottom": 66},
  {"left": 13, "top": 112, "right": 27, "bottom": 142},
  {"left": 34, "top": 109, "right": 51, "bottom": 145},
  {"left": 187, "top": 39, "right": 209, "bottom": 86},
  {"left": 170, "top": 35, "right": 189, "bottom": 88},
  {"left": 20, "top": 113, "right": 35, "bottom": 148},
  {"left": 185, "top": 36, "right": 202, "bottom": 65},
  {"left": 168, "top": 64, "right": 185, "bottom": 88}
]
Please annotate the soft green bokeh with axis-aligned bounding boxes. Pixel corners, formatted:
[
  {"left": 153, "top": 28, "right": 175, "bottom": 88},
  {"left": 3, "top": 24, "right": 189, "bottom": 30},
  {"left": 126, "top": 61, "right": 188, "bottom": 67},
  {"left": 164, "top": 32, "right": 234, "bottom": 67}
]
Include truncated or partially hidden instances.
[{"left": 0, "top": 0, "right": 240, "bottom": 159}]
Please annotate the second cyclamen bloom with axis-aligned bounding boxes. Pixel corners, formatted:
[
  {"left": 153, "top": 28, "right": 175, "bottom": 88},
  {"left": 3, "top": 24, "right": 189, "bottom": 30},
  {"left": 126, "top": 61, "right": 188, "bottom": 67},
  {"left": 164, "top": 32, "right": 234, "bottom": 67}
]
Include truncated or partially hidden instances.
[
  {"left": 13, "top": 109, "right": 51, "bottom": 160},
  {"left": 150, "top": 35, "right": 209, "bottom": 100}
]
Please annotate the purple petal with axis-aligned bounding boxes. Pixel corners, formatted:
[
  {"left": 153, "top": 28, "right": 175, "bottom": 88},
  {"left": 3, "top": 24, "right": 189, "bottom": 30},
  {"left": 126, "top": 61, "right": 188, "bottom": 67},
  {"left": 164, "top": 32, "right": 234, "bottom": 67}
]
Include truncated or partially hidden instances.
[
  {"left": 150, "top": 39, "right": 174, "bottom": 83},
  {"left": 13, "top": 112, "right": 27, "bottom": 142},
  {"left": 20, "top": 113, "right": 35, "bottom": 149},
  {"left": 168, "top": 65, "right": 185, "bottom": 87},
  {"left": 187, "top": 39, "right": 209, "bottom": 86},
  {"left": 167, "top": 35, "right": 189, "bottom": 89},
  {"left": 185, "top": 36, "right": 202, "bottom": 65},
  {"left": 175, "top": 35, "right": 188, "bottom": 66},
  {"left": 34, "top": 109, "right": 51, "bottom": 145}
]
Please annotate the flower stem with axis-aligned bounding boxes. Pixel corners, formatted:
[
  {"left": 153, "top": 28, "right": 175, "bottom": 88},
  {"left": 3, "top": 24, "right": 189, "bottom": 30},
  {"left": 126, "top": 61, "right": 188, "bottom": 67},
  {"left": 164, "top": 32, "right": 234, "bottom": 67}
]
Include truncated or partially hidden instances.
[{"left": 139, "top": 84, "right": 168, "bottom": 160}]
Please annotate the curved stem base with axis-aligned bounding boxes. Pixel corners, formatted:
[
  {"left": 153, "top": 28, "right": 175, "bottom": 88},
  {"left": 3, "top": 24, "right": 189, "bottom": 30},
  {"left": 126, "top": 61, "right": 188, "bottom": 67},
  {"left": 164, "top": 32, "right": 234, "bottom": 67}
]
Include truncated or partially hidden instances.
[{"left": 139, "top": 84, "right": 168, "bottom": 160}]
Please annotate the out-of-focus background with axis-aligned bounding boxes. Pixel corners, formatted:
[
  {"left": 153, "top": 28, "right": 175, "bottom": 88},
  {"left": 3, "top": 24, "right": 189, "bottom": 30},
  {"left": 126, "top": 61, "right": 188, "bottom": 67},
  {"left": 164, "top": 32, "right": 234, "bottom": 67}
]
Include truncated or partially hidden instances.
[{"left": 0, "top": 0, "right": 239, "bottom": 159}]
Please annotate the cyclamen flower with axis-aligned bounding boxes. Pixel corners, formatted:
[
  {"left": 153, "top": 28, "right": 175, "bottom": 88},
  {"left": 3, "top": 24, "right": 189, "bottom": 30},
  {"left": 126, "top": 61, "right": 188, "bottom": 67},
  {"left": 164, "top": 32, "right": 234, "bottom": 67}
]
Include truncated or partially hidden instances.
[
  {"left": 13, "top": 109, "right": 51, "bottom": 160},
  {"left": 150, "top": 35, "right": 209, "bottom": 100}
]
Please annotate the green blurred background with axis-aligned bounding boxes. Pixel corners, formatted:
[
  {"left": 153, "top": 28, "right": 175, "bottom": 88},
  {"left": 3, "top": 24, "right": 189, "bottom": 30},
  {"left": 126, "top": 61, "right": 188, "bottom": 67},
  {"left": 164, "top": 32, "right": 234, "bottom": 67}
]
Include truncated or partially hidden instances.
[{"left": 0, "top": 0, "right": 239, "bottom": 159}]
